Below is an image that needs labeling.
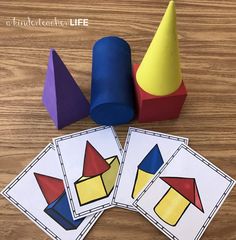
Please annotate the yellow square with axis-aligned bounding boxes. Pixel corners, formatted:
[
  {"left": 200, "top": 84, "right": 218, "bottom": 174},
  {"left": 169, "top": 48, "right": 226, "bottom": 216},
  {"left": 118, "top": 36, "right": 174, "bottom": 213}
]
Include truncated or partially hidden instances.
[{"left": 75, "top": 175, "right": 106, "bottom": 205}]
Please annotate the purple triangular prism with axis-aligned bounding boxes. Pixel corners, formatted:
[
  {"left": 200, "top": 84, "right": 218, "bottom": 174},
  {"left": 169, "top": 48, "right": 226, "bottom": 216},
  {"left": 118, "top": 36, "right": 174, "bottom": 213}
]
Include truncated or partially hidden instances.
[{"left": 42, "top": 49, "right": 90, "bottom": 129}]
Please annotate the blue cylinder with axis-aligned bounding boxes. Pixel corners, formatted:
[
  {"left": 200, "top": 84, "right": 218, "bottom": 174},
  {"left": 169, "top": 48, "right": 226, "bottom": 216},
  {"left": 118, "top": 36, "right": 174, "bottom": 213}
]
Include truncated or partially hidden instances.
[{"left": 90, "top": 36, "right": 135, "bottom": 125}]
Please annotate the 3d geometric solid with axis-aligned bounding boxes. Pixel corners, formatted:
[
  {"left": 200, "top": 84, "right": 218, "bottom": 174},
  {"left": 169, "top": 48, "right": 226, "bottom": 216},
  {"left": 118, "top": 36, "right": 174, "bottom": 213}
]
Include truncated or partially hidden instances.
[
  {"left": 136, "top": 1, "right": 181, "bottom": 96},
  {"left": 42, "top": 48, "right": 90, "bottom": 129},
  {"left": 132, "top": 145, "right": 164, "bottom": 199},
  {"left": 154, "top": 177, "right": 204, "bottom": 226},
  {"left": 74, "top": 141, "right": 119, "bottom": 205},
  {"left": 90, "top": 36, "right": 135, "bottom": 125},
  {"left": 34, "top": 173, "right": 84, "bottom": 230},
  {"left": 133, "top": 1, "right": 187, "bottom": 122}
]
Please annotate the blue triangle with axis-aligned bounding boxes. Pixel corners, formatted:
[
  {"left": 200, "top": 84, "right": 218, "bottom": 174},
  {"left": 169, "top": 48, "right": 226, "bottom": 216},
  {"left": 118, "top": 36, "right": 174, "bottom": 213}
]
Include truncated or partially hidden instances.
[{"left": 138, "top": 145, "right": 164, "bottom": 174}]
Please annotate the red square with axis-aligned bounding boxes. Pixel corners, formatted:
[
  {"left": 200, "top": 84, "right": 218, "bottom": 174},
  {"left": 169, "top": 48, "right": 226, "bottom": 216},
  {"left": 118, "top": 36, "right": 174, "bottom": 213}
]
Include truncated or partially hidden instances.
[{"left": 133, "top": 64, "right": 187, "bottom": 122}]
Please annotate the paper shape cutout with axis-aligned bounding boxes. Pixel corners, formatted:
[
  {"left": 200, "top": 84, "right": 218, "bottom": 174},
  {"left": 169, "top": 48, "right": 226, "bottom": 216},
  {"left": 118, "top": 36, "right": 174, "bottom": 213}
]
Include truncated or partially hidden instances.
[
  {"left": 136, "top": 0, "right": 182, "bottom": 96},
  {"left": 154, "top": 177, "right": 204, "bottom": 226},
  {"left": 90, "top": 36, "right": 135, "bottom": 125},
  {"left": 132, "top": 144, "right": 164, "bottom": 199},
  {"left": 42, "top": 48, "right": 90, "bottom": 129},
  {"left": 74, "top": 141, "right": 120, "bottom": 205},
  {"left": 34, "top": 173, "right": 84, "bottom": 230}
]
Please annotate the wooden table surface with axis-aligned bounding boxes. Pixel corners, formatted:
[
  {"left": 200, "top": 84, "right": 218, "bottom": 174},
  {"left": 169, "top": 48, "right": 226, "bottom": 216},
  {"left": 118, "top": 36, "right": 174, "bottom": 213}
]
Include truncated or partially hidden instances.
[{"left": 0, "top": 0, "right": 235, "bottom": 239}]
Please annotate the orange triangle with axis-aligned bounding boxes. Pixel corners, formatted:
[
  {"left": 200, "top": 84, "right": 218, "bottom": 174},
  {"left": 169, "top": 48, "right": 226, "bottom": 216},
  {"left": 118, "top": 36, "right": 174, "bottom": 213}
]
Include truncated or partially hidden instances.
[
  {"left": 34, "top": 173, "right": 65, "bottom": 204},
  {"left": 82, "top": 141, "right": 110, "bottom": 177}
]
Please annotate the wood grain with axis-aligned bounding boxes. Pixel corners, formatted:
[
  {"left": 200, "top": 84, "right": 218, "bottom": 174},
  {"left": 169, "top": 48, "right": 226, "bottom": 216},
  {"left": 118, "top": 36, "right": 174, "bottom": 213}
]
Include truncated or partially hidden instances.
[{"left": 0, "top": 0, "right": 235, "bottom": 239}]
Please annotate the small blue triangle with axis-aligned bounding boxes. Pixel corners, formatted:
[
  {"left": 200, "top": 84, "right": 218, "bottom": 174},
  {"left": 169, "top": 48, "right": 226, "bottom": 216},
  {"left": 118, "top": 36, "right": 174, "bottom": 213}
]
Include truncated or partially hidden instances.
[{"left": 138, "top": 145, "right": 164, "bottom": 174}]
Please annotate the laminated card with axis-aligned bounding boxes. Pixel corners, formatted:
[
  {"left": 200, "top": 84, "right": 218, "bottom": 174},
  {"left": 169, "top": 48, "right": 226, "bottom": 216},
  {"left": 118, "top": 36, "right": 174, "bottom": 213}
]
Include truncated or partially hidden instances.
[
  {"left": 1, "top": 144, "right": 102, "bottom": 240},
  {"left": 112, "top": 127, "right": 188, "bottom": 210},
  {"left": 53, "top": 126, "right": 122, "bottom": 219},
  {"left": 133, "top": 144, "right": 235, "bottom": 240}
]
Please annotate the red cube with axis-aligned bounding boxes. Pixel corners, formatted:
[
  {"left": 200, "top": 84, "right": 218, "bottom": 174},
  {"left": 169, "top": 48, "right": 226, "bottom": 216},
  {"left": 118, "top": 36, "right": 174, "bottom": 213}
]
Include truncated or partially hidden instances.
[{"left": 133, "top": 64, "right": 187, "bottom": 122}]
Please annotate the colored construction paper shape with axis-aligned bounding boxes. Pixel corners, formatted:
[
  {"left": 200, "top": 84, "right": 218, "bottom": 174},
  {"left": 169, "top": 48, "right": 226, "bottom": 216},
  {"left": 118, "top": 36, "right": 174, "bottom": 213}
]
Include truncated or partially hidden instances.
[
  {"left": 113, "top": 127, "right": 188, "bottom": 210},
  {"left": 1, "top": 144, "right": 102, "bottom": 240},
  {"left": 53, "top": 126, "right": 122, "bottom": 219},
  {"left": 136, "top": 0, "right": 181, "bottom": 96},
  {"left": 42, "top": 49, "right": 90, "bottom": 129},
  {"left": 133, "top": 144, "right": 235, "bottom": 240}
]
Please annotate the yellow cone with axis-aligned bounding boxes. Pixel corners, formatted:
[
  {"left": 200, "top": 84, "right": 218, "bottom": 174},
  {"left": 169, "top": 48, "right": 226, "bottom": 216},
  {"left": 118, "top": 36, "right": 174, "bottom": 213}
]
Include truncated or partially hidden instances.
[{"left": 136, "top": 0, "right": 182, "bottom": 96}]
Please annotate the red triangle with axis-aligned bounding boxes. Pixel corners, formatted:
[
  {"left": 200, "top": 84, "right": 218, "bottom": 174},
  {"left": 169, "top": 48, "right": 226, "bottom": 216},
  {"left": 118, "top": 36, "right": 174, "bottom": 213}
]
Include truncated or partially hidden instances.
[
  {"left": 194, "top": 183, "right": 204, "bottom": 212},
  {"left": 34, "top": 173, "right": 65, "bottom": 204},
  {"left": 83, "top": 141, "right": 110, "bottom": 177},
  {"left": 160, "top": 177, "right": 204, "bottom": 212}
]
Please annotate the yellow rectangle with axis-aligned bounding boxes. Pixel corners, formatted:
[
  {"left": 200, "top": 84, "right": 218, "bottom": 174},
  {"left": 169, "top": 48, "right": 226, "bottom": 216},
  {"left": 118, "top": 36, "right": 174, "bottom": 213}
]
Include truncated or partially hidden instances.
[
  {"left": 102, "top": 156, "right": 119, "bottom": 195},
  {"left": 75, "top": 175, "right": 106, "bottom": 205}
]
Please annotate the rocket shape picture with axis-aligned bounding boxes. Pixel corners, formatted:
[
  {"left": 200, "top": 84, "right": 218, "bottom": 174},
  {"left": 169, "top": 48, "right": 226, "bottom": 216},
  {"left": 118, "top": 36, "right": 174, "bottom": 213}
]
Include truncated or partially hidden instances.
[
  {"left": 34, "top": 173, "right": 84, "bottom": 230},
  {"left": 132, "top": 144, "right": 164, "bottom": 199},
  {"left": 154, "top": 177, "right": 204, "bottom": 226},
  {"left": 74, "top": 141, "right": 119, "bottom": 205}
]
